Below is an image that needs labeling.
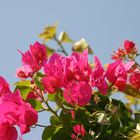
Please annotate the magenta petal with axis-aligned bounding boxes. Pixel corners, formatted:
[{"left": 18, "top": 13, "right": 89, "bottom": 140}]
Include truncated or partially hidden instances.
[
  {"left": 7, "top": 126, "right": 18, "bottom": 140},
  {"left": 64, "top": 82, "right": 92, "bottom": 106}
]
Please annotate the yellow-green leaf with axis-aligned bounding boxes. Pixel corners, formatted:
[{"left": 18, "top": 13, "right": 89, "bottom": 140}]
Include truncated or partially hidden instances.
[
  {"left": 39, "top": 23, "right": 57, "bottom": 42},
  {"left": 14, "top": 80, "right": 31, "bottom": 87},
  {"left": 14, "top": 80, "right": 32, "bottom": 100},
  {"left": 45, "top": 45, "right": 55, "bottom": 56},
  {"left": 72, "top": 38, "right": 93, "bottom": 54},
  {"left": 124, "top": 84, "right": 140, "bottom": 99},
  {"left": 58, "top": 31, "right": 74, "bottom": 43}
]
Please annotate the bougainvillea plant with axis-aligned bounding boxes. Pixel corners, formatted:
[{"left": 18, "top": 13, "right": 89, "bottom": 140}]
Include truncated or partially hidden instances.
[{"left": 0, "top": 23, "right": 140, "bottom": 140}]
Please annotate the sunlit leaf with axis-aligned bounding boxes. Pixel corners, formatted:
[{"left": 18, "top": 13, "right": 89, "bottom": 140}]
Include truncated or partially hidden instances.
[
  {"left": 16, "top": 86, "right": 32, "bottom": 100},
  {"left": 48, "top": 93, "right": 56, "bottom": 102},
  {"left": 39, "top": 23, "right": 57, "bottom": 42},
  {"left": 14, "top": 80, "right": 32, "bottom": 100},
  {"left": 58, "top": 31, "right": 74, "bottom": 43},
  {"left": 124, "top": 84, "right": 140, "bottom": 98},
  {"left": 72, "top": 38, "right": 93, "bottom": 54},
  {"left": 14, "top": 80, "right": 31, "bottom": 87},
  {"left": 131, "top": 132, "right": 140, "bottom": 140},
  {"left": 125, "top": 94, "right": 136, "bottom": 107}
]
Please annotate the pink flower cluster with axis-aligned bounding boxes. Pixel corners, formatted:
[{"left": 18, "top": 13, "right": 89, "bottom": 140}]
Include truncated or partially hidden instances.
[
  {"left": 71, "top": 124, "right": 86, "bottom": 140},
  {"left": 106, "top": 60, "right": 134, "bottom": 91},
  {"left": 15, "top": 41, "right": 139, "bottom": 107},
  {"left": 42, "top": 50, "right": 108, "bottom": 106},
  {"left": 111, "top": 40, "right": 140, "bottom": 90},
  {"left": 112, "top": 40, "right": 137, "bottom": 60},
  {"left": 0, "top": 76, "right": 38, "bottom": 140}
]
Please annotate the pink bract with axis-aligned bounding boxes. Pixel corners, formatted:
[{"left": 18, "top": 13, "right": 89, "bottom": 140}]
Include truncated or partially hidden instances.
[
  {"left": 42, "top": 53, "right": 64, "bottom": 93},
  {"left": 111, "top": 48, "right": 126, "bottom": 60},
  {"left": 71, "top": 124, "right": 86, "bottom": 140},
  {"left": 64, "top": 81, "right": 92, "bottom": 106},
  {"left": 124, "top": 40, "right": 137, "bottom": 54},
  {"left": 0, "top": 76, "right": 11, "bottom": 95},
  {"left": 129, "top": 72, "right": 140, "bottom": 90},
  {"left": 16, "top": 41, "right": 47, "bottom": 78},
  {"left": 0, "top": 122, "right": 18, "bottom": 140},
  {"left": 65, "top": 50, "right": 92, "bottom": 82},
  {"left": 91, "top": 56, "right": 108, "bottom": 95},
  {"left": 106, "top": 60, "right": 127, "bottom": 91}
]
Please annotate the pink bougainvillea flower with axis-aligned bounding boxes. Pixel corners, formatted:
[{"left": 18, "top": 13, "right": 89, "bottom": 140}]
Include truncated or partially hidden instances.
[
  {"left": 91, "top": 56, "right": 108, "bottom": 95},
  {"left": 42, "top": 53, "right": 64, "bottom": 93},
  {"left": 1, "top": 90, "right": 38, "bottom": 135},
  {"left": 0, "top": 76, "right": 11, "bottom": 95},
  {"left": 71, "top": 124, "right": 86, "bottom": 140},
  {"left": 106, "top": 60, "right": 128, "bottom": 91},
  {"left": 129, "top": 72, "right": 140, "bottom": 90},
  {"left": 124, "top": 40, "right": 137, "bottom": 54},
  {"left": 72, "top": 50, "right": 92, "bottom": 81},
  {"left": 0, "top": 101, "right": 21, "bottom": 140},
  {"left": 42, "top": 76, "right": 62, "bottom": 93},
  {"left": 17, "top": 103, "right": 38, "bottom": 134},
  {"left": 64, "top": 50, "right": 92, "bottom": 82},
  {"left": 16, "top": 41, "right": 47, "bottom": 78},
  {"left": 111, "top": 47, "right": 126, "bottom": 60},
  {"left": 42, "top": 50, "right": 92, "bottom": 93},
  {"left": 64, "top": 81, "right": 92, "bottom": 106},
  {"left": 0, "top": 76, "right": 38, "bottom": 139}
]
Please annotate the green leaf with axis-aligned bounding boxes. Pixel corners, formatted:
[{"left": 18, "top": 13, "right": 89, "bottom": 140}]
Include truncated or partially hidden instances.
[
  {"left": 55, "top": 92, "right": 64, "bottom": 108},
  {"left": 58, "top": 31, "right": 74, "bottom": 43},
  {"left": 50, "top": 115, "right": 61, "bottom": 126},
  {"left": 42, "top": 126, "right": 60, "bottom": 140},
  {"left": 45, "top": 45, "right": 55, "bottom": 56},
  {"left": 28, "top": 99, "right": 42, "bottom": 111},
  {"left": 33, "top": 73, "right": 44, "bottom": 90},
  {"left": 75, "top": 108, "right": 87, "bottom": 122},
  {"left": 82, "top": 134, "right": 92, "bottom": 140},
  {"left": 15, "top": 86, "right": 31, "bottom": 100},
  {"left": 48, "top": 94, "right": 56, "bottom": 102},
  {"left": 60, "top": 110, "right": 72, "bottom": 128},
  {"left": 48, "top": 91, "right": 63, "bottom": 103},
  {"left": 14, "top": 80, "right": 32, "bottom": 100},
  {"left": 39, "top": 23, "right": 57, "bottom": 42},
  {"left": 52, "top": 128, "right": 71, "bottom": 140}
]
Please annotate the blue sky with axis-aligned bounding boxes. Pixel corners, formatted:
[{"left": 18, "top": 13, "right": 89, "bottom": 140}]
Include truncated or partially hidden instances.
[{"left": 0, "top": 0, "right": 140, "bottom": 139}]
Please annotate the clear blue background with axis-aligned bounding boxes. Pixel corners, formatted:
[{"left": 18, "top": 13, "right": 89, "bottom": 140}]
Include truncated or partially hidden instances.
[{"left": 0, "top": 0, "right": 140, "bottom": 139}]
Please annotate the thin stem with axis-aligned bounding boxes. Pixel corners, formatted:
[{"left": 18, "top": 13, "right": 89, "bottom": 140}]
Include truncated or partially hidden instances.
[
  {"left": 38, "top": 109, "right": 46, "bottom": 113},
  {"left": 32, "top": 89, "right": 60, "bottom": 119},
  {"left": 35, "top": 124, "right": 47, "bottom": 128},
  {"left": 54, "top": 35, "right": 68, "bottom": 56},
  {"left": 45, "top": 100, "right": 60, "bottom": 119},
  {"left": 135, "top": 61, "right": 140, "bottom": 71}
]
